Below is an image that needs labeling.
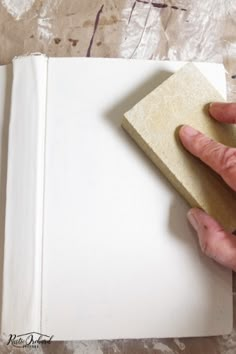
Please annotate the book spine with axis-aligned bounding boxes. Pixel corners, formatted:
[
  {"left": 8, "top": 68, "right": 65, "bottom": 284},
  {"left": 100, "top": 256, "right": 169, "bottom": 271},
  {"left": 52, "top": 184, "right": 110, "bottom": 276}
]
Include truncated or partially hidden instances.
[{"left": 1, "top": 55, "right": 48, "bottom": 336}]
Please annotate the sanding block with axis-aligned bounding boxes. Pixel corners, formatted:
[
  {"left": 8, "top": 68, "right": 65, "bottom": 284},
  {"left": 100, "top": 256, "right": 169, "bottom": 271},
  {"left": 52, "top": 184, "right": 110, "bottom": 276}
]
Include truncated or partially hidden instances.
[{"left": 122, "top": 63, "right": 236, "bottom": 231}]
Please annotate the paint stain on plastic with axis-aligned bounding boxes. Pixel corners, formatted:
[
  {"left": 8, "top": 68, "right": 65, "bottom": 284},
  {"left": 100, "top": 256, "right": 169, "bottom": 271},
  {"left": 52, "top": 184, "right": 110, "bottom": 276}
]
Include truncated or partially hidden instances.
[
  {"left": 54, "top": 38, "right": 61, "bottom": 44},
  {"left": 68, "top": 38, "right": 79, "bottom": 47},
  {"left": 128, "top": 0, "right": 188, "bottom": 23}
]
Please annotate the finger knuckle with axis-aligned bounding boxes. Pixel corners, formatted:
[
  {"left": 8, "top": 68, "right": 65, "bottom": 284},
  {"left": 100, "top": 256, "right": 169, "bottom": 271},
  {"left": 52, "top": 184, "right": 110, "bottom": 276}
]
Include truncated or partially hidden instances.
[
  {"left": 200, "top": 239, "right": 212, "bottom": 257},
  {"left": 197, "top": 137, "right": 222, "bottom": 162},
  {"left": 219, "top": 148, "right": 236, "bottom": 174},
  {"left": 193, "top": 135, "right": 214, "bottom": 156}
]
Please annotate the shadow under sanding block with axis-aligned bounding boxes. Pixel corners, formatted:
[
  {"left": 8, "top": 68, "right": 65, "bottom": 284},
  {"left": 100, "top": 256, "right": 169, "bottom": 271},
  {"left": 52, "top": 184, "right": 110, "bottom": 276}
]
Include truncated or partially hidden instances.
[{"left": 122, "top": 63, "right": 236, "bottom": 231}]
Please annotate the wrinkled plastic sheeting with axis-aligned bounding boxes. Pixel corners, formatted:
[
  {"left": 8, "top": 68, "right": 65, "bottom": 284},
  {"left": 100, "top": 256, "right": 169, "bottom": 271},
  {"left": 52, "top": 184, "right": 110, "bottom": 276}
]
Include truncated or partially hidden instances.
[
  {"left": 121, "top": 0, "right": 236, "bottom": 99},
  {"left": 123, "top": 0, "right": 223, "bottom": 61},
  {"left": 0, "top": 0, "right": 236, "bottom": 98}
]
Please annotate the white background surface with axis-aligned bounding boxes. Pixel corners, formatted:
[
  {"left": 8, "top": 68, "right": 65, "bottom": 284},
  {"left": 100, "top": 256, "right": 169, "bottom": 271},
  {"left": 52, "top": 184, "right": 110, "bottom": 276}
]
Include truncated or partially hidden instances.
[{"left": 41, "top": 58, "right": 232, "bottom": 340}]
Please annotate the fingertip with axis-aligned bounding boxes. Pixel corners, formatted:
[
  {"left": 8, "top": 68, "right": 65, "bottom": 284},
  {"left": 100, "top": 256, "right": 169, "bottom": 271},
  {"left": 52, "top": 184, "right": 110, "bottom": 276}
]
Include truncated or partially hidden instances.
[
  {"left": 187, "top": 208, "right": 199, "bottom": 231},
  {"left": 188, "top": 207, "right": 207, "bottom": 218},
  {"left": 209, "top": 102, "right": 224, "bottom": 118},
  {"left": 187, "top": 208, "right": 209, "bottom": 230},
  {"left": 178, "top": 125, "right": 186, "bottom": 138},
  {"left": 209, "top": 102, "right": 236, "bottom": 123},
  {"left": 179, "top": 125, "right": 199, "bottom": 148},
  {"left": 188, "top": 208, "right": 219, "bottom": 231},
  {"left": 180, "top": 125, "right": 198, "bottom": 136}
]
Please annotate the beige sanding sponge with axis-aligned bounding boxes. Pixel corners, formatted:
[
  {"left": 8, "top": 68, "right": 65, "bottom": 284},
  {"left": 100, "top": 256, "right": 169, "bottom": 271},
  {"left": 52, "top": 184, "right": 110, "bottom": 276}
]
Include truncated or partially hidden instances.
[{"left": 122, "top": 63, "right": 236, "bottom": 231}]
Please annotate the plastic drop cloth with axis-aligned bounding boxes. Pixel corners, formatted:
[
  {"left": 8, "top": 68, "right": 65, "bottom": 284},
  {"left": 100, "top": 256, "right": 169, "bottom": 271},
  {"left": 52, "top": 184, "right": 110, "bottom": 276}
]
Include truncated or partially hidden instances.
[{"left": 0, "top": 0, "right": 236, "bottom": 353}]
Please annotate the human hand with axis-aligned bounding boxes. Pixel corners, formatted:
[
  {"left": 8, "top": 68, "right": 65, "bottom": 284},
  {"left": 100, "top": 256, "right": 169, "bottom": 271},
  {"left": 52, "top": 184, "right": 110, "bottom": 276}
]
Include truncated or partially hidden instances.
[{"left": 179, "top": 103, "right": 236, "bottom": 271}]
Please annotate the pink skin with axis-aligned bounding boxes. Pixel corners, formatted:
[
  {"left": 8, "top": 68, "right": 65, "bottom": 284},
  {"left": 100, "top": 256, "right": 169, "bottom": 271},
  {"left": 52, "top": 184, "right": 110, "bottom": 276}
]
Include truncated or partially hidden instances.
[{"left": 179, "top": 102, "right": 236, "bottom": 271}]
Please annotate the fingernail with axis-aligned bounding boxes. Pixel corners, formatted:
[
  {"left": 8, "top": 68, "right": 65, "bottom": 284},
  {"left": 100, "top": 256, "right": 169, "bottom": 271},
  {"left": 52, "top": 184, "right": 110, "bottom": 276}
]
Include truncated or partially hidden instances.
[
  {"left": 187, "top": 210, "right": 199, "bottom": 231},
  {"left": 181, "top": 125, "right": 198, "bottom": 137},
  {"left": 210, "top": 102, "right": 227, "bottom": 107},
  {"left": 209, "top": 102, "right": 227, "bottom": 111},
  {"left": 209, "top": 102, "right": 213, "bottom": 110}
]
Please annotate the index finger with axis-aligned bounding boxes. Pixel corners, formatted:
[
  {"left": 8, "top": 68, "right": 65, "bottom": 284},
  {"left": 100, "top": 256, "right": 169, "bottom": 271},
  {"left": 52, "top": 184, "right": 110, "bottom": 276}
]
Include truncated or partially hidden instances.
[
  {"left": 179, "top": 125, "right": 236, "bottom": 191},
  {"left": 209, "top": 102, "right": 236, "bottom": 124}
]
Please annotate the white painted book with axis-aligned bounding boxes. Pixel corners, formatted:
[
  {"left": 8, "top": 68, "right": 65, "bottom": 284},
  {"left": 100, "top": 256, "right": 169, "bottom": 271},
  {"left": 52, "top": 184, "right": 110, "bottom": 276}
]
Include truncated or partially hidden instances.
[{"left": 0, "top": 56, "right": 232, "bottom": 340}]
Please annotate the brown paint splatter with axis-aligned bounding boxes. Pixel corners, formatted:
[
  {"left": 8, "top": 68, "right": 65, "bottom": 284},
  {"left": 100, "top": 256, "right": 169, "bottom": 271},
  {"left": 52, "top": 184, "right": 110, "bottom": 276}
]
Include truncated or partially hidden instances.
[
  {"left": 231, "top": 75, "right": 236, "bottom": 79},
  {"left": 132, "top": 1, "right": 187, "bottom": 12},
  {"left": 97, "top": 41, "right": 102, "bottom": 46},
  {"left": 83, "top": 19, "right": 93, "bottom": 27},
  {"left": 152, "top": 3, "right": 168, "bottom": 8},
  {"left": 99, "top": 15, "right": 118, "bottom": 25},
  {"left": 68, "top": 38, "right": 79, "bottom": 47},
  {"left": 136, "top": 0, "right": 149, "bottom": 4},
  {"left": 54, "top": 38, "right": 61, "bottom": 44},
  {"left": 86, "top": 4, "right": 104, "bottom": 57},
  {"left": 111, "top": 15, "right": 117, "bottom": 22},
  {"left": 30, "top": 34, "right": 34, "bottom": 38}
]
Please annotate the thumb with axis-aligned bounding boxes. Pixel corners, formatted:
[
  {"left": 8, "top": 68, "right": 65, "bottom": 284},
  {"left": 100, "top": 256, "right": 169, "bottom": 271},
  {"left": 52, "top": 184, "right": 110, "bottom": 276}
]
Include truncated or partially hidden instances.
[{"left": 188, "top": 208, "right": 236, "bottom": 271}]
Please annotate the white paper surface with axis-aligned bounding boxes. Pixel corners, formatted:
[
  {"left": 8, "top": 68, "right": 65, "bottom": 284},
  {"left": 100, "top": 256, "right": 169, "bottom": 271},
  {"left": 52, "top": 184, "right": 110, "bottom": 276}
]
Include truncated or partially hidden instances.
[
  {"left": 41, "top": 58, "right": 232, "bottom": 340},
  {"left": 1, "top": 56, "right": 47, "bottom": 335}
]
